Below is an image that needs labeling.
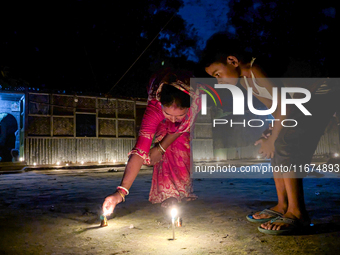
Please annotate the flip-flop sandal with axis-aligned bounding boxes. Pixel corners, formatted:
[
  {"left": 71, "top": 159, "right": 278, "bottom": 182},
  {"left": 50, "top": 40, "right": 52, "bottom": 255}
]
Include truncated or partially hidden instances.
[
  {"left": 258, "top": 216, "right": 310, "bottom": 235},
  {"left": 246, "top": 208, "right": 283, "bottom": 223}
]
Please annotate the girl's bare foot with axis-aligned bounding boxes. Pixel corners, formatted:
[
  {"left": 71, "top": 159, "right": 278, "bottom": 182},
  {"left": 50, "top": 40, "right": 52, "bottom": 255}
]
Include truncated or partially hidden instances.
[
  {"left": 161, "top": 197, "right": 178, "bottom": 208},
  {"left": 181, "top": 195, "right": 198, "bottom": 202}
]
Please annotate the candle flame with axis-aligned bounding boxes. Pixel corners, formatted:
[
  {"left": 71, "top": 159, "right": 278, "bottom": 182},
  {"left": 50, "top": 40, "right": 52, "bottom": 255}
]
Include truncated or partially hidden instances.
[{"left": 171, "top": 208, "right": 177, "bottom": 218}]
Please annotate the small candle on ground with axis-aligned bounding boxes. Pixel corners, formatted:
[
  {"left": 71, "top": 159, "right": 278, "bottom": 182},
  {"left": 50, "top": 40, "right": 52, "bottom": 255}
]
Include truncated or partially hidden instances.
[
  {"left": 100, "top": 215, "right": 108, "bottom": 227},
  {"left": 171, "top": 208, "right": 177, "bottom": 240}
]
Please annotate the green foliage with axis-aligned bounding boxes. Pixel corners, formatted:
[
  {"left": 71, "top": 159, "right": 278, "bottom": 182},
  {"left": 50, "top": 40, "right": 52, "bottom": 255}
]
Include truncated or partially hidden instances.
[
  {"left": 225, "top": 0, "right": 337, "bottom": 75},
  {"left": 0, "top": 0, "right": 199, "bottom": 97}
]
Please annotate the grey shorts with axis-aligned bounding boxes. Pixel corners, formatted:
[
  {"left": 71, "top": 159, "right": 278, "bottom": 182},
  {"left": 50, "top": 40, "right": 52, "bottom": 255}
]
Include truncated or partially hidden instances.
[{"left": 271, "top": 79, "right": 340, "bottom": 177}]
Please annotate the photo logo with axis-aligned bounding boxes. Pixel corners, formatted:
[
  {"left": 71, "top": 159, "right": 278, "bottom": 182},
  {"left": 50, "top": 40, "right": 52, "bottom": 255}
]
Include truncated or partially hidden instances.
[
  {"left": 199, "top": 84, "right": 222, "bottom": 115},
  {"left": 200, "top": 83, "right": 312, "bottom": 128}
]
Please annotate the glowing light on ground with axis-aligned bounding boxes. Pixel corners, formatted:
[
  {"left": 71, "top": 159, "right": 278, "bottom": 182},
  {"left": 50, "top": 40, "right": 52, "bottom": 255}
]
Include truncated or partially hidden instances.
[{"left": 171, "top": 208, "right": 178, "bottom": 240}]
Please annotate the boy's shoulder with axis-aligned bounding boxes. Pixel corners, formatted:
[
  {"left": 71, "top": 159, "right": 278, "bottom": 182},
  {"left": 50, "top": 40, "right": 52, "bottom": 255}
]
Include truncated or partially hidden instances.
[
  {"left": 253, "top": 53, "right": 290, "bottom": 78},
  {"left": 255, "top": 52, "right": 328, "bottom": 78}
]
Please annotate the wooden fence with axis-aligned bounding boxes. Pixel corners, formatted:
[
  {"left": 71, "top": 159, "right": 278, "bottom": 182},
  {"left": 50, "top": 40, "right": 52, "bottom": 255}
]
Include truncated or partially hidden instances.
[{"left": 25, "top": 137, "right": 136, "bottom": 165}]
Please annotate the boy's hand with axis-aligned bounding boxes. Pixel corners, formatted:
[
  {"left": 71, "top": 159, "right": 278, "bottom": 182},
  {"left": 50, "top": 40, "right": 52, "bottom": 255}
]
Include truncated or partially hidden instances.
[
  {"left": 261, "top": 125, "right": 273, "bottom": 139},
  {"left": 254, "top": 136, "right": 275, "bottom": 159}
]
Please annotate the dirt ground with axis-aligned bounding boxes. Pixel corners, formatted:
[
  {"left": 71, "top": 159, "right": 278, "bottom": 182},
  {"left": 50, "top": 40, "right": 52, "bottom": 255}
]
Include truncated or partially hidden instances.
[{"left": 1, "top": 163, "right": 340, "bottom": 255}]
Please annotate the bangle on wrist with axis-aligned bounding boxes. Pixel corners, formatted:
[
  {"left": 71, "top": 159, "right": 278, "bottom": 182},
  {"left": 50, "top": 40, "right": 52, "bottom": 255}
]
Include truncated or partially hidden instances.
[
  {"left": 156, "top": 145, "right": 164, "bottom": 155},
  {"left": 117, "top": 186, "right": 129, "bottom": 195},
  {"left": 117, "top": 190, "right": 125, "bottom": 202},
  {"left": 158, "top": 143, "right": 166, "bottom": 154}
]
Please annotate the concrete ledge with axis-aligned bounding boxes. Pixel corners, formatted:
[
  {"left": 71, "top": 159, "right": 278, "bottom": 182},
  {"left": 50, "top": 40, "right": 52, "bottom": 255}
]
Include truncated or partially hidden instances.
[
  {"left": 1, "top": 157, "right": 330, "bottom": 175},
  {"left": 0, "top": 162, "right": 153, "bottom": 174},
  {"left": 0, "top": 162, "right": 27, "bottom": 174}
]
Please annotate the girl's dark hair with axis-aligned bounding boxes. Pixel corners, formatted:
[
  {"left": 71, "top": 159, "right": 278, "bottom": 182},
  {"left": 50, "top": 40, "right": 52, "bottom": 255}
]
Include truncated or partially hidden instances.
[
  {"left": 159, "top": 84, "right": 190, "bottom": 108},
  {"left": 200, "top": 32, "right": 253, "bottom": 68},
  {"left": 151, "top": 67, "right": 191, "bottom": 109}
]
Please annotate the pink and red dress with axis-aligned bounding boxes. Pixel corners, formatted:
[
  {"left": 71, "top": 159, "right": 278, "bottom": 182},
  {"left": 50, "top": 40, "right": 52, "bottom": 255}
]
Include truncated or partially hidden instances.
[{"left": 129, "top": 73, "right": 201, "bottom": 203}]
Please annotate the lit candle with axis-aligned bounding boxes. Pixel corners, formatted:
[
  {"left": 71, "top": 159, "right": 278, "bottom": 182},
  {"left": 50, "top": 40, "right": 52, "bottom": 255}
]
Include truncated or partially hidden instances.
[
  {"left": 176, "top": 216, "right": 182, "bottom": 227},
  {"left": 171, "top": 208, "right": 177, "bottom": 240},
  {"left": 100, "top": 214, "right": 108, "bottom": 227}
]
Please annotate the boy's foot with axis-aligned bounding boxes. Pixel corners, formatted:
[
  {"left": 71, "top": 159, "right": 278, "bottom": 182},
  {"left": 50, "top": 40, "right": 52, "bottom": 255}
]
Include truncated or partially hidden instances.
[
  {"left": 246, "top": 208, "right": 283, "bottom": 223},
  {"left": 252, "top": 205, "right": 286, "bottom": 220},
  {"left": 259, "top": 211, "right": 311, "bottom": 232},
  {"left": 161, "top": 197, "right": 178, "bottom": 208}
]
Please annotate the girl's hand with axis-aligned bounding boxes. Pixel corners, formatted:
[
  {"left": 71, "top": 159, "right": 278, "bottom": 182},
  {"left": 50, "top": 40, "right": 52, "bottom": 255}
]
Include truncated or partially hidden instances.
[
  {"left": 254, "top": 136, "right": 275, "bottom": 159},
  {"left": 102, "top": 192, "right": 124, "bottom": 216},
  {"left": 149, "top": 146, "right": 162, "bottom": 165}
]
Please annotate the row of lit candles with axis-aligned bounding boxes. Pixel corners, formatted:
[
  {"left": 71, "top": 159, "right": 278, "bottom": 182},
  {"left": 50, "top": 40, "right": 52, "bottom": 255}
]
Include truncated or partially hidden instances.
[
  {"left": 26, "top": 152, "right": 340, "bottom": 166},
  {"left": 213, "top": 153, "right": 340, "bottom": 161},
  {"left": 30, "top": 159, "right": 127, "bottom": 166}
]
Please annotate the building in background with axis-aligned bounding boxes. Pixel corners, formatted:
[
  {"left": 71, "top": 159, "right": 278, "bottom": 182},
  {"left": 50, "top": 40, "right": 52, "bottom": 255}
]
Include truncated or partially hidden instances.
[
  {"left": 1, "top": 89, "right": 338, "bottom": 167},
  {"left": 0, "top": 89, "right": 148, "bottom": 166}
]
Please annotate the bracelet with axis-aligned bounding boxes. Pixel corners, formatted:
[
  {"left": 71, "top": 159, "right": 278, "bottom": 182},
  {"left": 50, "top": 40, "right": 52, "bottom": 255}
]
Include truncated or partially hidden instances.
[
  {"left": 158, "top": 143, "right": 166, "bottom": 154},
  {"left": 117, "top": 190, "right": 125, "bottom": 202},
  {"left": 117, "top": 186, "right": 129, "bottom": 195},
  {"left": 117, "top": 187, "right": 127, "bottom": 195},
  {"left": 156, "top": 145, "right": 164, "bottom": 155}
]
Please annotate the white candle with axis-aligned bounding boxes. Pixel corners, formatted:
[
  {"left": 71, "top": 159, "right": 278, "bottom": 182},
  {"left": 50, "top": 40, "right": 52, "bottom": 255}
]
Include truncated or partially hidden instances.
[{"left": 171, "top": 208, "right": 177, "bottom": 240}]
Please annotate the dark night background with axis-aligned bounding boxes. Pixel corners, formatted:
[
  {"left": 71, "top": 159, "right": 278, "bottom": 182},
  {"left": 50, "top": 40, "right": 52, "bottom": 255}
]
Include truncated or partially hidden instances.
[{"left": 0, "top": 0, "right": 338, "bottom": 99}]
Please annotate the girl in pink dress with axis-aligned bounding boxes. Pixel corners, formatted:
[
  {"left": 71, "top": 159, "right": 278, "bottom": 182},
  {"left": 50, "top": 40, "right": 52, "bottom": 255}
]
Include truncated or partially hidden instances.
[{"left": 103, "top": 68, "right": 201, "bottom": 213}]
